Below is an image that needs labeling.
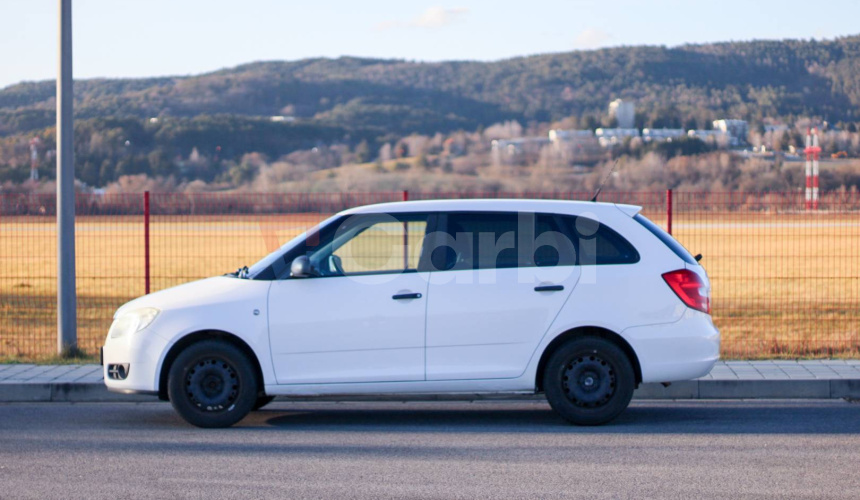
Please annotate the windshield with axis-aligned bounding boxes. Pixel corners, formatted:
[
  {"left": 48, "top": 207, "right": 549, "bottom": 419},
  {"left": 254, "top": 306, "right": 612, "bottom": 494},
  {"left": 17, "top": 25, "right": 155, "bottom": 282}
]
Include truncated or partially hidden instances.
[{"left": 245, "top": 214, "right": 339, "bottom": 278}]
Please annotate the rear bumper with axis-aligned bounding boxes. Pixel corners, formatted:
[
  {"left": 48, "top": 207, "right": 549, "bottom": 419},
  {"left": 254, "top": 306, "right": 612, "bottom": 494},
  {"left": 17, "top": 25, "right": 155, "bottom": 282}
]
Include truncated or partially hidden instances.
[{"left": 623, "top": 308, "right": 720, "bottom": 383}]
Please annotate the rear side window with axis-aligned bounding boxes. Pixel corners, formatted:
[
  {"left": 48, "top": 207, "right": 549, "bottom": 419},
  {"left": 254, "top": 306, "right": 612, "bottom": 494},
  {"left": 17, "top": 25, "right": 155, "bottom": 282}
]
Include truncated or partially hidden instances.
[
  {"left": 533, "top": 214, "right": 574, "bottom": 267},
  {"left": 633, "top": 214, "right": 697, "bottom": 265},
  {"left": 445, "top": 212, "right": 520, "bottom": 270},
  {"left": 432, "top": 212, "right": 575, "bottom": 271},
  {"left": 560, "top": 216, "right": 639, "bottom": 265}
]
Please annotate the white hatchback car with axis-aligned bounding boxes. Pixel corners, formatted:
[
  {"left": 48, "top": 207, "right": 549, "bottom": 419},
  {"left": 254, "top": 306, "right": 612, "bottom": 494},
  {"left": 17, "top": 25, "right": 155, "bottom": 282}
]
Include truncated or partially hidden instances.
[{"left": 103, "top": 199, "right": 719, "bottom": 427}]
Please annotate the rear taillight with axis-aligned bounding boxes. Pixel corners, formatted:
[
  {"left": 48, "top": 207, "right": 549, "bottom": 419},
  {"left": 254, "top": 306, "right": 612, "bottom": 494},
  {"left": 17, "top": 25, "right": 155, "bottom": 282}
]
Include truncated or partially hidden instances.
[{"left": 662, "top": 269, "right": 710, "bottom": 314}]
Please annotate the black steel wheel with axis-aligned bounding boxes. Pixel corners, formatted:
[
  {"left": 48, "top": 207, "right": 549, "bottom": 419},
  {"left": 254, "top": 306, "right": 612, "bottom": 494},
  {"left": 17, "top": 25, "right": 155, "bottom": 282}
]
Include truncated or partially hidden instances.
[
  {"left": 543, "top": 336, "right": 635, "bottom": 425},
  {"left": 562, "top": 354, "right": 617, "bottom": 408},
  {"left": 167, "top": 339, "right": 258, "bottom": 428}
]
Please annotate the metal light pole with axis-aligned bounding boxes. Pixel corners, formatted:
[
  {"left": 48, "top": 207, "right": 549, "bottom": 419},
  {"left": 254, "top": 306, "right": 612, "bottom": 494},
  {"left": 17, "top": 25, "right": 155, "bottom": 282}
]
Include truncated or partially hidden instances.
[{"left": 57, "top": 0, "right": 77, "bottom": 355}]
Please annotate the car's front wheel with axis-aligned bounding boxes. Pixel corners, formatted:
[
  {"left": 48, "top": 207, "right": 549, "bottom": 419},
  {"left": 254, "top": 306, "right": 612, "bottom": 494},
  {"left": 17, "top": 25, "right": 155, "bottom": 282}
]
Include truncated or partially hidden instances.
[
  {"left": 167, "top": 339, "right": 258, "bottom": 428},
  {"left": 543, "top": 336, "right": 635, "bottom": 426}
]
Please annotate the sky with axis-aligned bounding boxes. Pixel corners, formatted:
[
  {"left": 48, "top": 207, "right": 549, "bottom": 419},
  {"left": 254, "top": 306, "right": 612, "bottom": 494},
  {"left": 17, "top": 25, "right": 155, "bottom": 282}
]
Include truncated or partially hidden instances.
[{"left": 1, "top": 0, "right": 859, "bottom": 89}]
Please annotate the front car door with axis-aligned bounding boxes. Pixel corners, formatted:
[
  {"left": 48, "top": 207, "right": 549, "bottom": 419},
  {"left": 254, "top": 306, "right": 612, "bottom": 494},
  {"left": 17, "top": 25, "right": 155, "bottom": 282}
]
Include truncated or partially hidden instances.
[
  {"left": 424, "top": 211, "right": 582, "bottom": 380},
  {"left": 267, "top": 212, "right": 433, "bottom": 384}
]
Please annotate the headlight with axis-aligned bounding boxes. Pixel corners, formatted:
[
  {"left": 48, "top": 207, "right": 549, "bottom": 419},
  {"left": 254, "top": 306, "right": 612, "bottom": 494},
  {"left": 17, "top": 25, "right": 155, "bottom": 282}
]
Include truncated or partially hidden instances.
[{"left": 109, "top": 308, "right": 160, "bottom": 339}]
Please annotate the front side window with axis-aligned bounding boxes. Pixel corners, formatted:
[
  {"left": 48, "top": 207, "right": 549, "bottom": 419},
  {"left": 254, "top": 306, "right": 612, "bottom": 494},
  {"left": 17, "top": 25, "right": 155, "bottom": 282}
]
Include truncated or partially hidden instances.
[{"left": 309, "top": 214, "right": 429, "bottom": 277}]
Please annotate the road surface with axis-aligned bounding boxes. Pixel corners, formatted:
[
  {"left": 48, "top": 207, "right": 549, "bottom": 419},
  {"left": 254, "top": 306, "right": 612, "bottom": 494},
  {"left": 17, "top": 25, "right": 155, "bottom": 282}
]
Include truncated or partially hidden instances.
[{"left": 1, "top": 400, "right": 859, "bottom": 499}]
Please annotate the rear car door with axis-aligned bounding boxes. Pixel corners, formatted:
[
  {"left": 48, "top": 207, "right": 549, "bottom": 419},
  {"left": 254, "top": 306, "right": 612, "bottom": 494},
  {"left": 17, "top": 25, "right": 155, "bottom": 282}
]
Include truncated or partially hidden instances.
[{"left": 424, "top": 211, "right": 581, "bottom": 380}]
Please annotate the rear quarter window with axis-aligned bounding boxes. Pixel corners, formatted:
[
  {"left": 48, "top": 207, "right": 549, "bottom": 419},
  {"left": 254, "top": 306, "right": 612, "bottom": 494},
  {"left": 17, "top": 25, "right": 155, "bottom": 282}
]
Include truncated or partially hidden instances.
[
  {"left": 562, "top": 216, "right": 639, "bottom": 265},
  {"left": 633, "top": 214, "right": 698, "bottom": 265}
]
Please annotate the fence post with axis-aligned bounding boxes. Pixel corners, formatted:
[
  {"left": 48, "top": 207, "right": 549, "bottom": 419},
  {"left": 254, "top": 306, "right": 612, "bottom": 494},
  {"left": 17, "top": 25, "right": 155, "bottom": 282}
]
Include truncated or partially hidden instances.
[
  {"left": 666, "top": 188, "right": 673, "bottom": 235},
  {"left": 144, "top": 191, "right": 150, "bottom": 295},
  {"left": 402, "top": 190, "right": 409, "bottom": 202}
]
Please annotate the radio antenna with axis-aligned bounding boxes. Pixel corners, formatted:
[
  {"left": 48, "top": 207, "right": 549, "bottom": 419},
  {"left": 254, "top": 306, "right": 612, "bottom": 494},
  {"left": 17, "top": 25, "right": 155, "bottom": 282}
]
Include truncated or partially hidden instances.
[{"left": 590, "top": 158, "right": 619, "bottom": 202}]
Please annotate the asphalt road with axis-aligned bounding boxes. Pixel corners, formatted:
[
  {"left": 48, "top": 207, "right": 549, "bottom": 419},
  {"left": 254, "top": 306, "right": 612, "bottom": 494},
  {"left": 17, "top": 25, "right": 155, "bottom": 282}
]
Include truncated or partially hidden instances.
[{"left": 1, "top": 400, "right": 859, "bottom": 499}]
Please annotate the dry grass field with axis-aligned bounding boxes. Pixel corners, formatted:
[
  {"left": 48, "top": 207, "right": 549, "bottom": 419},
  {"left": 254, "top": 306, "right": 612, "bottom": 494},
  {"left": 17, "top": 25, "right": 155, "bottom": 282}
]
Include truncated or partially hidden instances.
[{"left": 2, "top": 211, "right": 859, "bottom": 361}]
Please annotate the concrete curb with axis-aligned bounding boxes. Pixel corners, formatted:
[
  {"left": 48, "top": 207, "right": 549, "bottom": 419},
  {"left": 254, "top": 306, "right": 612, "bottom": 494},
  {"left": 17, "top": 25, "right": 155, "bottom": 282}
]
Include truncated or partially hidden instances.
[
  {"left": 0, "top": 383, "right": 158, "bottom": 403},
  {"left": 0, "top": 380, "right": 859, "bottom": 403},
  {"left": 633, "top": 380, "right": 860, "bottom": 400}
]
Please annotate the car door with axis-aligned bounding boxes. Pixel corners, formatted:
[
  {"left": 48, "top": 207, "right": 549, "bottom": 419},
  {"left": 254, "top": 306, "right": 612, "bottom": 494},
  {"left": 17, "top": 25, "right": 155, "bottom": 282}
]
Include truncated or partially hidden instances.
[
  {"left": 424, "top": 211, "right": 581, "bottom": 380},
  {"left": 268, "top": 212, "right": 433, "bottom": 384}
]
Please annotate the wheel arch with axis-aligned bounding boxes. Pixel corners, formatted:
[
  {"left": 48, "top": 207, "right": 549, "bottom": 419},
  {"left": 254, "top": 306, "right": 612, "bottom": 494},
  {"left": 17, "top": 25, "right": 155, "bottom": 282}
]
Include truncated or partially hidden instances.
[
  {"left": 157, "top": 329, "right": 265, "bottom": 401},
  {"left": 534, "top": 326, "right": 642, "bottom": 392}
]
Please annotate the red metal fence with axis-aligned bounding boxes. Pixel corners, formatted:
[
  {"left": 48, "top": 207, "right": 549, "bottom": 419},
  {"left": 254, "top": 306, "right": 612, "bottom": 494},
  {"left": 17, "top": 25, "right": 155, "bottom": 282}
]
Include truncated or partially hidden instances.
[{"left": 1, "top": 190, "right": 859, "bottom": 360}]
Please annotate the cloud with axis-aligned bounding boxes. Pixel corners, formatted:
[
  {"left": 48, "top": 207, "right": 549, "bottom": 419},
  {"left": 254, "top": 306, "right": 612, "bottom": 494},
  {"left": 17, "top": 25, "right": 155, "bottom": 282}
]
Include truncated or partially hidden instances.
[
  {"left": 573, "top": 28, "right": 613, "bottom": 49},
  {"left": 375, "top": 6, "right": 469, "bottom": 31},
  {"left": 412, "top": 6, "right": 468, "bottom": 28}
]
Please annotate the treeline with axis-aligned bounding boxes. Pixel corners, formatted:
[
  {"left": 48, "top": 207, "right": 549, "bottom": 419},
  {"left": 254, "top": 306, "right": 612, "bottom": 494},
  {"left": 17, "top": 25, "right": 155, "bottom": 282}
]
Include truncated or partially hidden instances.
[
  {"left": 3, "top": 36, "right": 860, "bottom": 138},
  {"left": 4, "top": 36, "right": 860, "bottom": 187},
  {"left": 0, "top": 115, "right": 378, "bottom": 186}
]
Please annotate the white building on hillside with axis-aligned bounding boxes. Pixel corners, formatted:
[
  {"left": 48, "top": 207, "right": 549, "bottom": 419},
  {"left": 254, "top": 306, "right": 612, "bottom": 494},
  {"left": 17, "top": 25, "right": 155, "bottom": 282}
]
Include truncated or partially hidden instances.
[
  {"left": 642, "top": 128, "right": 685, "bottom": 142},
  {"left": 687, "top": 129, "right": 730, "bottom": 148},
  {"left": 713, "top": 119, "right": 748, "bottom": 146},
  {"left": 491, "top": 137, "right": 550, "bottom": 166},
  {"left": 548, "top": 129, "right": 604, "bottom": 164},
  {"left": 609, "top": 99, "right": 636, "bottom": 129},
  {"left": 548, "top": 129, "right": 594, "bottom": 143},
  {"left": 595, "top": 128, "right": 639, "bottom": 147},
  {"left": 764, "top": 124, "right": 789, "bottom": 133}
]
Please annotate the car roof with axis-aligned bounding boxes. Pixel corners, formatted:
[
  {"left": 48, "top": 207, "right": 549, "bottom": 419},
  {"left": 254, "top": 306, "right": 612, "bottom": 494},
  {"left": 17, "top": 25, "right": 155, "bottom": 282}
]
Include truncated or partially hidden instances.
[{"left": 340, "top": 199, "right": 641, "bottom": 217}]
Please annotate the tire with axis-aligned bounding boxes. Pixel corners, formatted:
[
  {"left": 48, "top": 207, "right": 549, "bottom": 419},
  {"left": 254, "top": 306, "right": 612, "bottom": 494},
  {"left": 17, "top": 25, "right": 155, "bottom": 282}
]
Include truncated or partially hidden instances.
[
  {"left": 543, "top": 336, "right": 635, "bottom": 426},
  {"left": 253, "top": 396, "right": 275, "bottom": 411},
  {"left": 167, "top": 339, "right": 258, "bottom": 428}
]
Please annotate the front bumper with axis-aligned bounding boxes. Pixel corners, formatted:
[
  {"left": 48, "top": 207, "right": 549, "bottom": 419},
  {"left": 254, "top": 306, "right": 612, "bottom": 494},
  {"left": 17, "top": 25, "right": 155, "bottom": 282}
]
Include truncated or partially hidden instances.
[
  {"left": 623, "top": 308, "right": 720, "bottom": 383},
  {"left": 102, "top": 328, "right": 170, "bottom": 394}
]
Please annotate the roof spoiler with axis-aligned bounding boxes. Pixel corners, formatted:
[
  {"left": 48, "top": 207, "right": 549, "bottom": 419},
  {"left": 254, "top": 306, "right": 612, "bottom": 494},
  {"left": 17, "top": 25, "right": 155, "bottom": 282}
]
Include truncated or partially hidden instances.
[{"left": 615, "top": 203, "right": 642, "bottom": 217}]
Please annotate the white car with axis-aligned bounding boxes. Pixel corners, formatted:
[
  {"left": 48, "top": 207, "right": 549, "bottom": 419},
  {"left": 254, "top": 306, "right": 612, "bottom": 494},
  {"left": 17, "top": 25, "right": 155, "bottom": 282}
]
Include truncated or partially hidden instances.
[{"left": 103, "top": 199, "right": 719, "bottom": 427}]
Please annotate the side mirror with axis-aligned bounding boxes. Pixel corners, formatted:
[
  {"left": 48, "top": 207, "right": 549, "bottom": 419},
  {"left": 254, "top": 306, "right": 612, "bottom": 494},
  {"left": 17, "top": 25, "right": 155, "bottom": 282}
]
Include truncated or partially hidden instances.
[{"left": 290, "top": 255, "right": 312, "bottom": 278}]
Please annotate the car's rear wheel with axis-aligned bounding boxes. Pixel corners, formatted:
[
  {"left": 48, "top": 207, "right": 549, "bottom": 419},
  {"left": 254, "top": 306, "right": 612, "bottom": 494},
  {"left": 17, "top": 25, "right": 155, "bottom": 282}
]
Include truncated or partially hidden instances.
[
  {"left": 253, "top": 396, "right": 275, "bottom": 411},
  {"left": 543, "top": 336, "right": 635, "bottom": 426},
  {"left": 167, "top": 339, "right": 258, "bottom": 428}
]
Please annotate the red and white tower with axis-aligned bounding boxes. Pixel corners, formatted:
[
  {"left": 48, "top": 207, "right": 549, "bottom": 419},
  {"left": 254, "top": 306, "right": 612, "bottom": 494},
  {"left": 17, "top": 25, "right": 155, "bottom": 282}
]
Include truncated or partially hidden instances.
[{"left": 804, "top": 128, "right": 821, "bottom": 210}]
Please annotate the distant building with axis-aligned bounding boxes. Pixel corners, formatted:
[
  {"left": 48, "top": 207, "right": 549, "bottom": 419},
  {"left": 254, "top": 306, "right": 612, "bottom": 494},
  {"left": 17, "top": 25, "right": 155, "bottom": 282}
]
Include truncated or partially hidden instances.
[
  {"left": 764, "top": 124, "right": 789, "bottom": 134},
  {"left": 609, "top": 99, "right": 636, "bottom": 129},
  {"left": 687, "top": 129, "right": 730, "bottom": 148},
  {"left": 491, "top": 137, "right": 550, "bottom": 166},
  {"left": 548, "top": 129, "right": 594, "bottom": 142},
  {"left": 595, "top": 128, "right": 639, "bottom": 147},
  {"left": 712, "top": 119, "right": 748, "bottom": 146},
  {"left": 548, "top": 129, "right": 604, "bottom": 164},
  {"left": 642, "top": 128, "right": 685, "bottom": 143}
]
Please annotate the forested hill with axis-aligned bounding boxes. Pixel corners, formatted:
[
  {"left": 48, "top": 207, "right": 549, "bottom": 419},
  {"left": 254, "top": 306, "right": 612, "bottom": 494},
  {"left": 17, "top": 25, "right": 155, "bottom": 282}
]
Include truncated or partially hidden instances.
[{"left": 2, "top": 35, "right": 860, "bottom": 137}]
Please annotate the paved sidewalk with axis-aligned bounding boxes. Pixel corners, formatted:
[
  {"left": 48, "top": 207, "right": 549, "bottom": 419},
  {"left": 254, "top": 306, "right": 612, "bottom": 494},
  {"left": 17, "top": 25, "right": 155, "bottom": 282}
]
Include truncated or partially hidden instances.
[
  {"left": 702, "top": 360, "right": 860, "bottom": 380},
  {"left": 1, "top": 361, "right": 859, "bottom": 402}
]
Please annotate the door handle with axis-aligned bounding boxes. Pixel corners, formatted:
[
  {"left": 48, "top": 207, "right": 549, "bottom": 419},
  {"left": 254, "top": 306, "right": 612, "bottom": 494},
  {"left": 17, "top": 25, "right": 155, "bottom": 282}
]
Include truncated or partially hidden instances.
[
  {"left": 392, "top": 292, "right": 422, "bottom": 300},
  {"left": 534, "top": 285, "right": 564, "bottom": 292}
]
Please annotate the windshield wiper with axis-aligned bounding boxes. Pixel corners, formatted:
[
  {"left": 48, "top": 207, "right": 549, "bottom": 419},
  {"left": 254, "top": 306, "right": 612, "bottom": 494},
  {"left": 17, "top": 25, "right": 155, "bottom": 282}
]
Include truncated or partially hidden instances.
[{"left": 231, "top": 265, "right": 249, "bottom": 279}]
